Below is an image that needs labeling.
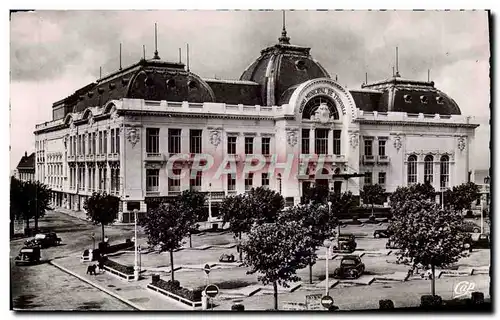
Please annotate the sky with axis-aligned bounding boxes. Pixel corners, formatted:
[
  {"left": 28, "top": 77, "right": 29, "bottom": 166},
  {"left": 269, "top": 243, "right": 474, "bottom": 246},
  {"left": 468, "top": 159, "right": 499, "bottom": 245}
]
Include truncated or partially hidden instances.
[{"left": 9, "top": 10, "right": 491, "bottom": 171}]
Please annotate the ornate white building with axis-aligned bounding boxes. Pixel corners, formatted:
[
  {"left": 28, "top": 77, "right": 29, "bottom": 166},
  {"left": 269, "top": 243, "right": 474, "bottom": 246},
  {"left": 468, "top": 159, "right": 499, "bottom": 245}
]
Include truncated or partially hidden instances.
[{"left": 34, "top": 26, "right": 479, "bottom": 222}]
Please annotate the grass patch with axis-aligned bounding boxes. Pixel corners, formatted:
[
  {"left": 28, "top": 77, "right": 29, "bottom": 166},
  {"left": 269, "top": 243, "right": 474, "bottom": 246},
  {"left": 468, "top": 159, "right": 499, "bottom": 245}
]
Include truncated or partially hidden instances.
[{"left": 213, "top": 280, "right": 254, "bottom": 290}]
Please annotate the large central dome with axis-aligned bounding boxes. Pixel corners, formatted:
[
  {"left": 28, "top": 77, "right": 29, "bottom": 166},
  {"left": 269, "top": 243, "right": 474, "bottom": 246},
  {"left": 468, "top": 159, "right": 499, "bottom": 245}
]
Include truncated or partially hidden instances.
[{"left": 240, "top": 27, "right": 330, "bottom": 106}]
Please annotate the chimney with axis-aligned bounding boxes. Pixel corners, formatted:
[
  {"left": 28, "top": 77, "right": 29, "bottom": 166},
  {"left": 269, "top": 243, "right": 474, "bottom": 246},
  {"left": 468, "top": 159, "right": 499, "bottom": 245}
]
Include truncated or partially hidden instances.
[{"left": 25, "top": 151, "right": 27, "bottom": 157}]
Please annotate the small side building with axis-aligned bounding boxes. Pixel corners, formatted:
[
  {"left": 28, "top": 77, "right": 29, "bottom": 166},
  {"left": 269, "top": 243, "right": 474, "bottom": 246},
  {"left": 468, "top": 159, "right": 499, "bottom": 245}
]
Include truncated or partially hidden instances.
[{"left": 16, "top": 151, "right": 35, "bottom": 182}]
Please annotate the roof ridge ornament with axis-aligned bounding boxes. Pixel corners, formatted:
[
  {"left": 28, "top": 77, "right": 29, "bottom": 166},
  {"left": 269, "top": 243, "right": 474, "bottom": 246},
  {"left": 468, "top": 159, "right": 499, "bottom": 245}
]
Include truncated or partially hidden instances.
[
  {"left": 278, "top": 10, "right": 290, "bottom": 45},
  {"left": 153, "top": 23, "right": 160, "bottom": 60}
]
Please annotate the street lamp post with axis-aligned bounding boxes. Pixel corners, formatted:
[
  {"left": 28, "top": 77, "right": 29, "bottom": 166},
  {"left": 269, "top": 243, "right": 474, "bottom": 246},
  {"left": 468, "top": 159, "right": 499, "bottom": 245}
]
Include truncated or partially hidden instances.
[
  {"left": 133, "top": 209, "right": 139, "bottom": 281},
  {"left": 323, "top": 238, "right": 332, "bottom": 296},
  {"left": 208, "top": 183, "right": 213, "bottom": 222}
]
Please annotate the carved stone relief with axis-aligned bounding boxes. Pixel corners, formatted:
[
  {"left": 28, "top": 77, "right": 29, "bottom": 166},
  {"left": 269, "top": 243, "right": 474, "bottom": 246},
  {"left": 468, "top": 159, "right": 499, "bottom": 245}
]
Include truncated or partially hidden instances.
[
  {"left": 127, "top": 127, "right": 140, "bottom": 147},
  {"left": 393, "top": 134, "right": 402, "bottom": 151},
  {"left": 209, "top": 130, "right": 221, "bottom": 147},
  {"left": 349, "top": 131, "right": 359, "bottom": 149},
  {"left": 286, "top": 129, "right": 298, "bottom": 147}
]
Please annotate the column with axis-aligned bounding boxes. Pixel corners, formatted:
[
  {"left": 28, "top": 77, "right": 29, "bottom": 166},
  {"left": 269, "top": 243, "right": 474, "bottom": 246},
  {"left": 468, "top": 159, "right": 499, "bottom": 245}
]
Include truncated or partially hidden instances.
[
  {"left": 327, "top": 129, "right": 333, "bottom": 155},
  {"left": 106, "top": 163, "right": 112, "bottom": 194},
  {"left": 309, "top": 129, "right": 314, "bottom": 154}
]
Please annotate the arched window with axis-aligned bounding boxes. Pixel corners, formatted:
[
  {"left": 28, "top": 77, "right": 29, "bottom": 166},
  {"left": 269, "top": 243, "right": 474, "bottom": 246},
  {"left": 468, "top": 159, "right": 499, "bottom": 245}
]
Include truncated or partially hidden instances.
[
  {"left": 424, "top": 155, "right": 434, "bottom": 184},
  {"left": 440, "top": 155, "right": 450, "bottom": 189},
  {"left": 302, "top": 96, "right": 339, "bottom": 120},
  {"left": 407, "top": 155, "right": 417, "bottom": 185}
]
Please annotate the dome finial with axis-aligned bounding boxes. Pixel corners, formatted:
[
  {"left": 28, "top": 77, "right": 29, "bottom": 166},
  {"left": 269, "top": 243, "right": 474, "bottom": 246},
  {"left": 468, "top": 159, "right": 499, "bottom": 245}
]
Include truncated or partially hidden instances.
[
  {"left": 278, "top": 10, "right": 290, "bottom": 44},
  {"left": 395, "top": 46, "right": 401, "bottom": 77}
]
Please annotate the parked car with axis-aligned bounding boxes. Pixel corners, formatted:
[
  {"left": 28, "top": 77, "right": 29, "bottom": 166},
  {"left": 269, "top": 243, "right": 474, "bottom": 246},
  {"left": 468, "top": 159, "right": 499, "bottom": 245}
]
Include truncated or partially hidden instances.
[
  {"left": 460, "top": 221, "right": 481, "bottom": 233},
  {"left": 386, "top": 238, "right": 402, "bottom": 249},
  {"left": 332, "top": 233, "right": 357, "bottom": 252},
  {"left": 463, "top": 233, "right": 490, "bottom": 250},
  {"left": 333, "top": 255, "right": 365, "bottom": 279},
  {"left": 25, "top": 232, "right": 61, "bottom": 248},
  {"left": 219, "top": 253, "right": 235, "bottom": 263},
  {"left": 15, "top": 246, "right": 41, "bottom": 265},
  {"left": 374, "top": 229, "right": 392, "bottom": 238}
]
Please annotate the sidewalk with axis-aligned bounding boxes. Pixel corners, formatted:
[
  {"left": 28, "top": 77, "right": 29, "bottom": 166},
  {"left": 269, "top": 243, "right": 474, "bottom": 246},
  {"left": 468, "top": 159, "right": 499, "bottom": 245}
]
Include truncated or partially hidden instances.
[
  {"left": 51, "top": 253, "right": 190, "bottom": 311},
  {"left": 55, "top": 208, "right": 89, "bottom": 222}
]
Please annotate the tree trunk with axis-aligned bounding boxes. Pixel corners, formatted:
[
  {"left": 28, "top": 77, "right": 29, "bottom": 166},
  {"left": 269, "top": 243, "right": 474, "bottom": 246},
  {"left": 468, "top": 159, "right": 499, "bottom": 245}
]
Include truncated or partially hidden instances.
[
  {"left": 239, "top": 232, "right": 243, "bottom": 261},
  {"left": 273, "top": 280, "right": 278, "bottom": 310},
  {"left": 101, "top": 223, "right": 105, "bottom": 242},
  {"left": 34, "top": 212, "right": 39, "bottom": 233},
  {"left": 431, "top": 264, "right": 436, "bottom": 296},
  {"left": 371, "top": 203, "right": 374, "bottom": 218},
  {"left": 170, "top": 250, "right": 175, "bottom": 282},
  {"left": 309, "top": 258, "right": 313, "bottom": 284},
  {"left": 25, "top": 218, "right": 30, "bottom": 235},
  {"left": 189, "top": 233, "right": 192, "bottom": 248}
]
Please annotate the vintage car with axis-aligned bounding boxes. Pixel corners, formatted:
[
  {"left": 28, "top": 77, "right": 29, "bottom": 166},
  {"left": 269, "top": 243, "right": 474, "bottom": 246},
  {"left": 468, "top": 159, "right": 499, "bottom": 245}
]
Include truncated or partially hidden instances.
[
  {"left": 386, "top": 238, "right": 403, "bottom": 249},
  {"left": 331, "top": 233, "right": 357, "bottom": 252},
  {"left": 463, "top": 233, "right": 490, "bottom": 250},
  {"left": 333, "top": 255, "right": 365, "bottom": 279},
  {"left": 15, "top": 246, "right": 41, "bottom": 265},
  {"left": 25, "top": 232, "right": 62, "bottom": 248},
  {"left": 460, "top": 221, "right": 481, "bottom": 233},
  {"left": 373, "top": 229, "right": 392, "bottom": 238},
  {"left": 219, "top": 253, "right": 236, "bottom": 263}
]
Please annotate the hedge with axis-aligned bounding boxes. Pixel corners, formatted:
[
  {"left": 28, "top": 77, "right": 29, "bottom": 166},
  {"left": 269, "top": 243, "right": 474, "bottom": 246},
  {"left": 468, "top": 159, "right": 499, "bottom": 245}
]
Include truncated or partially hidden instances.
[
  {"left": 151, "top": 279, "right": 204, "bottom": 302},
  {"left": 420, "top": 295, "right": 443, "bottom": 308},
  {"left": 379, "top": 299, "right": 394, "bottom": 309},
  {"left": 103, "top": 258, "right": 134, "bottom": 275}
]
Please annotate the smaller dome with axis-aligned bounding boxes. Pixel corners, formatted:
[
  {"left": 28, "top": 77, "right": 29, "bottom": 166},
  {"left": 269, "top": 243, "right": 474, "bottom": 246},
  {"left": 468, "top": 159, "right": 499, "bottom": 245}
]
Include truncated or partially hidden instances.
[{"left": 358, "top": 77, "right": 461, "bottom": 115}]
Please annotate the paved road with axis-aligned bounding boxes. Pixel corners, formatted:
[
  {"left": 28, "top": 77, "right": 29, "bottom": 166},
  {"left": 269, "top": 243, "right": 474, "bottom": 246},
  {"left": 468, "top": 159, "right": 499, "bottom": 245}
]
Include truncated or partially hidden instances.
[{"left": 10, "top": 211, "right": 135, "bottom": 311}]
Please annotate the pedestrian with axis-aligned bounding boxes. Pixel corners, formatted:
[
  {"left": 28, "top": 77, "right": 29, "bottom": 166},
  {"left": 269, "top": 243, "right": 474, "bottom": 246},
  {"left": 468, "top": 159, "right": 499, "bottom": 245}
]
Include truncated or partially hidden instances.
[{"left": 98, "top": 256, "right": 105, "bottom": 273}]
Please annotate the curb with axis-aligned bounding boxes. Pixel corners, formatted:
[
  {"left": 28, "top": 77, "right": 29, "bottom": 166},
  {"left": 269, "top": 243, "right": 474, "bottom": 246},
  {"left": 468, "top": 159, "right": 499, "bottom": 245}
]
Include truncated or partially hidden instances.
[{"left": 49, "top": 259, "right": 144, "bottom": 311}]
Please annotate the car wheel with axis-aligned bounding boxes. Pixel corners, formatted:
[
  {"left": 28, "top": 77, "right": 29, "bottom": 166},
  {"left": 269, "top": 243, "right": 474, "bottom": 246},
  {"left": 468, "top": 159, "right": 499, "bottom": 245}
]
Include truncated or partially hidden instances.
[
  {"left": 473, "top": 228, "right": 480, "bottom": 233},
  {"left": 349, "top": 270, "right": 359, "bottom": 279},
  {"left": 374, "top": 234, "right": 380, "bottom": 238}
]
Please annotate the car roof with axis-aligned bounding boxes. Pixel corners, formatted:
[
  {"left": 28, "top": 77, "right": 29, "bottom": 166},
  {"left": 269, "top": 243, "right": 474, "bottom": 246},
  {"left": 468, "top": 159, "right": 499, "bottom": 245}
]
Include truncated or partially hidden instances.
[{"left": 342, "top": 255, "right": 360, "bottom": 259}]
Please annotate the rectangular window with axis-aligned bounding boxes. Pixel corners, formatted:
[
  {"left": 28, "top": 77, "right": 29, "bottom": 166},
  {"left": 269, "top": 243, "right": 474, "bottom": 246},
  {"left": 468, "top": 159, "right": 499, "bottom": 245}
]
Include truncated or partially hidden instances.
[
  {"left": 227, "top": 174, "right": 236, "bottom": 191},
  {"left": 302, "top": 129, "right": 310, "bottom": 154},
  {"left": 364, "top": 172, "right": 372, "bottom": 185},
  {"left": 146, "top": 128, "right": 160, "bottom": 154},
  {"left": 190, "top": 129, "right": 202, "bottom": 154},
  {"left": 111, "top": 129, "right": 115, "bottom": 153},
  {"left": 82, "top": 135, "right": 86, "bottom": 156},
  {"left": 190, "top": 170, "right": 202, "bottom": 191},
  {"left": 245, "top": 173, "right": 254, "bottom": 191},
  {"left": 98, "top": 168, "right": 102, "bottom": 191},
  {"left": 146, "top": 169, "right": 159, "bottom": 192},
  {"left": 333, "top": 130, "right": 341, "bottom": 155},
  {"left": 98, "top": 132, "right": 102, "bottom": 155},
  {"left": 78, "top": 135, "right": 81, "bottom": 155},
  {"left": 378, "top": 172, "right": 386, "bottom": 185},
  {"left": 245, "top": 137, "right": 254, "bottom": 155},
  {"left": 378, "top": 140, "right": 386, "bottom": 156},
  {"left": 227, "top": 136, "right": 237, "bottom": 154},
  {"left": 364, "top": 139, "right": 373, "bottom": 157},
  {"left": 315, "top": 129, "right": 328, "bottom": 155},
  {"left": 92, "top": 133, "right": 96, "bottom": 155},
  {"left": 168, "top": 169, "right": 181, "bottom": 192},
  {"left": 261, "top": 173, "right": 269, "bottom": 188},
  {"left": 261, "top": 137, "right": 271, "bottom": 155},
  {"left": 103, "top": 168, "right": 107, "bottom": 190},
  {"left": 115, "top": 129, "right": 120, "bottom": 154},
  {"left": 168, "top": 129, "right": 181, "bottom": 154},
  {"left": 103, "top": 130, "right": 108, "bottom": 154}
]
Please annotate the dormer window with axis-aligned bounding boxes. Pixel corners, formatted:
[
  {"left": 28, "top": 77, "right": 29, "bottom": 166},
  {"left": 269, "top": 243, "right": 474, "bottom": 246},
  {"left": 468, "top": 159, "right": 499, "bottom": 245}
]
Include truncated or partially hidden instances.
[
  {"left": 167, "top": 79, "right": 176, "bottom": 88},
  {"left": 436, "top": 96, "right": 444, "bottom": 104},
  {"left": 188, "top": 80, "right": 198, "bottom": 89},
  {"left": 87, "top": 91, "right": 94, "bottom": 98},
  {"left": 109, "top": 83, "right": 116, "bottom": 90},
  {"left": 97, "top": 88, "right": 104, "bottom": 94},
  {"left": 403, "top": 94, "right": 412, "bottom": 103},
  {"left": 420, "top": 95, "right": 428, "bottom": 104},
  {"left": 295, "top": 60, "right": 306, "bottom": 71}
]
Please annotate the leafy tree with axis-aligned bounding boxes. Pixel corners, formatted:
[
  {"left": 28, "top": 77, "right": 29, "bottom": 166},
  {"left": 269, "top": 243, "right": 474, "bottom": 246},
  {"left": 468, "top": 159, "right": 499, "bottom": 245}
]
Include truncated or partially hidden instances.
[
  {"left": 360, "top": 184, "right": 386, "bottom": 218},
  {"left": 10, "top": 177, "right": 52, "bottom": 235},
  {"left": 10, "top": 177, "right": 23, "bottom": 236},
  {"left": 302, "top": 183, "right": 330, "bottom": 205},
  {"left": 389, "top": 182, "right": 435, "bottom": 214},
  {"left": 84, "top": 192, "right": 120, "bottom": 241},
  {"left": 24, "top": 180, "right": 52, "bottom": 233},
  {"left": 220, "top": 193, "right": 253, "bottom": 261},
  {"left": 388, "top": 198, "right": 468, "bottom": 296},
  {"left": 140, "top": 203, "right": 191, "bottom": 282},
  {"left": 247, "top": 187, "right": 284, "bottom": 224},
  {"left": 176, "top": 190, "right": 206, "bottom": 248},
  {"left": 445, "top": 182, "right": 481, "bottom": 213},
  {"left": 241, "top": 221, "right": 311, "bottom": 310},
  {"left": 277, "top": 203, "right": 335, "bottom": 284}
]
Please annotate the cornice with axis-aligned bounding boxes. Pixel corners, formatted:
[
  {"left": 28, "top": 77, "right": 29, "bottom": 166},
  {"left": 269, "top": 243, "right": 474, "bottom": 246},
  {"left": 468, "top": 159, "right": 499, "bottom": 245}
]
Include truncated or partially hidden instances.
[{"left": 353, "top": 118, "right": 479, "bottom": 129}]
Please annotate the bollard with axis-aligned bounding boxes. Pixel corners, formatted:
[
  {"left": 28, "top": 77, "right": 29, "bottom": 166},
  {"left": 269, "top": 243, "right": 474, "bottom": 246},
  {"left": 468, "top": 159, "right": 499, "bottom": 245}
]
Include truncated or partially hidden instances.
[{"left": 201, "top": 290, "right": 208, "bottom": 310}]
